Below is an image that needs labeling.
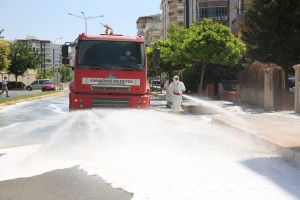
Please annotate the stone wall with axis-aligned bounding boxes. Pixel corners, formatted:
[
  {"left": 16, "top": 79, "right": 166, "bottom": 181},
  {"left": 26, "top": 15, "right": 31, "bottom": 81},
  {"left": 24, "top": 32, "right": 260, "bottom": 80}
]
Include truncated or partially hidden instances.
[
  {"left": 281, "top": 91, "right": 295, "bottom": 110},
  {"left": 241, "top": 87, "right": 264, "bottom": 106}
]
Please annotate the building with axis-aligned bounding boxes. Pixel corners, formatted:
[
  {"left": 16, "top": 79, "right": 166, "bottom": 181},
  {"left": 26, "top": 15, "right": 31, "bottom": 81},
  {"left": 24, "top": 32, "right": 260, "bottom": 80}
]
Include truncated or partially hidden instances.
[
  {"left": 6, "top": 35, "right": 63, "bottom": 86},
  {"left": 182, "top": 0, "right": 253, "bottom": 38},
  {"left": 139, "top": 0, "right": 250, "bottom": 43},
  {"left": 17, "top": 35, "right": 63, "bottom": 70},
  {"left": 160, "top": 0, "right": 185, "bottom": 40},
  {"left": 195, "top": 0, "right": 229, "bottom": 26},
  {"left": 52, "top": 43, "right": 62, "bottom": 69},
  {"left": 136, "top": 14, "right": 162, "bottom": 46},
  {"left": 183, "top": 0, "right": 197, "bottom": 28},
  {"left": 17, "top": 35, "right": 52, "bottom": 71}
]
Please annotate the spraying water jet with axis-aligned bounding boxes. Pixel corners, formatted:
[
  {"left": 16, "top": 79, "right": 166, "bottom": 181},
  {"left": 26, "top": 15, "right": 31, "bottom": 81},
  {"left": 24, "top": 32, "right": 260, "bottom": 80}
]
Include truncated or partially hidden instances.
[{"left": 181, "top": 94, "right": 226, "bottom": 115}]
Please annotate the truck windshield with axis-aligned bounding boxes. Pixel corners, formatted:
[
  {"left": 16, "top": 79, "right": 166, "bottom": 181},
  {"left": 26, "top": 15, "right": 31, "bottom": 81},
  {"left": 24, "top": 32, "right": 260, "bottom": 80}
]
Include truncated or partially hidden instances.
[{"left": 77, "top": 40, "right": 146, "bottom": 71}]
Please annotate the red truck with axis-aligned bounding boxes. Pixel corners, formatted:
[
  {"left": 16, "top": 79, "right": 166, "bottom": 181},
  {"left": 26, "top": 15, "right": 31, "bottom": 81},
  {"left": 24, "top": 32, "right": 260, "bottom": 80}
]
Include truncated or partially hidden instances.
[{"left": 68, "top": 32, "right": 150, "bottom": 110}]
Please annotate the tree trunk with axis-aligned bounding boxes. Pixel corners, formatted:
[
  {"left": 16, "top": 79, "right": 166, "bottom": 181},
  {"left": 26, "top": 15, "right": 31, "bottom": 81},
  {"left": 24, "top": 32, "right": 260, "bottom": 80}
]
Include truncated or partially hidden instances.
[
  {"left": 14, "top": 75, "right": 18, "bottom": 89},
  {"left": 199, "top": 62, "right": 207, "bottom": 96}
]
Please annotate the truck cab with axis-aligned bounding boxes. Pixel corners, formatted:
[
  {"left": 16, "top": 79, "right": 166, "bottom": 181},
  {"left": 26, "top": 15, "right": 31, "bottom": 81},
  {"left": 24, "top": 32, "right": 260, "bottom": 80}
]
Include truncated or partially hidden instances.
[{"left": 69, "top": 33, "right": 150, "bottom": 110}]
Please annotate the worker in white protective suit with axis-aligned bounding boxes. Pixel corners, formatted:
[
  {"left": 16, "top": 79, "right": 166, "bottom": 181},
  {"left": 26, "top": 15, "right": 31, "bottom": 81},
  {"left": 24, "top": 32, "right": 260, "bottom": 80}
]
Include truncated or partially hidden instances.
[{"left": 168, "top": 75, "right": 186, "bottom": 114}]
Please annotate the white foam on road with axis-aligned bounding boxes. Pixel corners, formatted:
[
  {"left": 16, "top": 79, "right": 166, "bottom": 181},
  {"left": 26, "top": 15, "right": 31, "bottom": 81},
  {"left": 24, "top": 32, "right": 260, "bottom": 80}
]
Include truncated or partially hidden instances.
[{"left": 0, "top": 104, "right": 300, "bottom": 200}]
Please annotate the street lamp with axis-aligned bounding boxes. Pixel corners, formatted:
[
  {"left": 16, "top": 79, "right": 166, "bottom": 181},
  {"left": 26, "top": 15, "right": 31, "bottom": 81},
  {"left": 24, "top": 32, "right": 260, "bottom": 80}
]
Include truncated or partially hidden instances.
[
  {"left": 68, "top": 12, "right": 104, "bottom": 33},
  {"left": 53, "top": 37, "right": 63, "bottom": 90}
]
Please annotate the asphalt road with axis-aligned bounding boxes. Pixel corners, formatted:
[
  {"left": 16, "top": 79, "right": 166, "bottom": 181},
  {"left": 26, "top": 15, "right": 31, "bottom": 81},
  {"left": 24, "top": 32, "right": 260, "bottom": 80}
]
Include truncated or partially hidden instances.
[
  {"left": 0, "top": 95, "right": 134, "bottom": 200},
  {"left": 1, "top": 95, "right": 300, "bottom": 200},
  {"left": 0, "top": 166, "right": 133, "bottom": 200}
]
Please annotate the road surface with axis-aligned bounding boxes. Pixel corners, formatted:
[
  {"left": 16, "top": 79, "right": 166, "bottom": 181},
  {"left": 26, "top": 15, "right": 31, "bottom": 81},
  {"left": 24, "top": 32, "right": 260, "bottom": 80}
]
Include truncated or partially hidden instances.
[{"left": 0, "top": 95, "right": 300, "bottom": 200}]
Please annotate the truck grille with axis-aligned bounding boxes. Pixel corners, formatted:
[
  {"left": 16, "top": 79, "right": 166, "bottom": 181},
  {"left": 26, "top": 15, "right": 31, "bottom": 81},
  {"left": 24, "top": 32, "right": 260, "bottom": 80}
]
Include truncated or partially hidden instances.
[
  {"left": 91, "top": 85, "right": 130, "bottom": 91},
  {"left": 92, "top": 97, "right": 130, "bottom": 108}
]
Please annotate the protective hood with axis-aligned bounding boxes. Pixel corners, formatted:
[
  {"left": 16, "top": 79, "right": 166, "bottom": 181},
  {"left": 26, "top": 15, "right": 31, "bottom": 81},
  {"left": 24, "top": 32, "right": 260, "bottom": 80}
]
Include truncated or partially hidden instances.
[{"left": 173, "top": 75, "right": 179, "bottom": 83}]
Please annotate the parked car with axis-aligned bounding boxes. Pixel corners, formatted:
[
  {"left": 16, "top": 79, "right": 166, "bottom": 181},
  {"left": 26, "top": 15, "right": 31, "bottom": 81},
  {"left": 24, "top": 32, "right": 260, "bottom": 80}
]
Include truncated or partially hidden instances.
[
  {"left": 25, "top": 79, "right": 51, "bottom": 91},
  {"left": 149, "top": 80, "right": 162, "bottom": 92},
  {"left": 0, "top": 82, "right": 25, "bottom": 89},
  {"left": 42, "top": 81, "right": 56, "bottom": 91},
  {"left": 288, "top": 77, "right": 295, "bottom": 91}
]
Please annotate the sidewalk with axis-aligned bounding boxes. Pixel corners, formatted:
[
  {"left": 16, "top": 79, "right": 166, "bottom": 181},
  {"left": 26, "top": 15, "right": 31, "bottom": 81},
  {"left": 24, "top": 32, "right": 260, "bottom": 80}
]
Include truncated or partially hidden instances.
[{"left": 182, "top": 98, "right": 300, "bottom": 164}]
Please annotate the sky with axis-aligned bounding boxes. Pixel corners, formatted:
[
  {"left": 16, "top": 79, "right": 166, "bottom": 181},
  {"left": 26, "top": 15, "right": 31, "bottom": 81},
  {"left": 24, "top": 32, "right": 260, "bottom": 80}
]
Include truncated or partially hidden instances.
[{"left": 0, "top": 0, "right": 162, "bottom": 43}]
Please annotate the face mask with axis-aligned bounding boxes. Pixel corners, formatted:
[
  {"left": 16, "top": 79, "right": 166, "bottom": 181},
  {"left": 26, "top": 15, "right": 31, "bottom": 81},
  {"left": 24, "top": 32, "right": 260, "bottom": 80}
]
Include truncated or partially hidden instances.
[{"left": 126, "top": 51, "right": 130, "bottom": 56}]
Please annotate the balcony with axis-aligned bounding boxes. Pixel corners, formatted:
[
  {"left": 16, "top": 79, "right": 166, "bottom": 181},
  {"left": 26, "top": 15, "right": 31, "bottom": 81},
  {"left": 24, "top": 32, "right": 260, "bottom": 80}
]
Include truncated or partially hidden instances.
[
  {"left": 170, "top": 3, "right": 184, "bottom": 11},
  {"left": 170, "top": 15, "right": 184, "bottom": 23}
]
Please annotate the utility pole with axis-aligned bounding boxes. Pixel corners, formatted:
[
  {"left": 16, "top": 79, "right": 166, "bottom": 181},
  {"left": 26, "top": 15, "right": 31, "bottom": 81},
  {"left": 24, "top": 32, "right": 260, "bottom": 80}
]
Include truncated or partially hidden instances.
[
  {"left": 68, "top": 12, "right": 104, "bottom": 34},
  {"left": 53, "top": 37, "right": 63, "bottom": 90}
]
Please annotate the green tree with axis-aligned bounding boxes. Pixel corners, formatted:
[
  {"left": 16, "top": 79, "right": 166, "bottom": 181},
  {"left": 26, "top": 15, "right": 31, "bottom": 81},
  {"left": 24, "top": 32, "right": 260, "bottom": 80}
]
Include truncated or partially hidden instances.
[
  {"left": 146, "top": 46, "right": 155, "bottom": 77},
  {"left": 147, "top": 40, "right": 174, "bottom": 79},
  {"left": 148, "top": 25, "right": 190, "bottom": 82},
  {"left": 59, "top": 65, "right": 73, "bottom": 82},
  {"left": 8, "top": 41, "right": 42, "bottom": 88},
  {"left": 0, "top": 29, "right": 4, "bottom": 39},
  {"left": 0, "top": 39, "right": 11, "bottom": 71},
  {"left": 242, "top": 0, "right": 300, "bottom": 88},
  {"left": 165, "top": 24, "right": 190, "bottom": 70},
  {"left": 37, "top": 68, "right": 54, "bottom": 79},
  {"left": 184, "top": 19, "right": 245, "bottom": 95}
]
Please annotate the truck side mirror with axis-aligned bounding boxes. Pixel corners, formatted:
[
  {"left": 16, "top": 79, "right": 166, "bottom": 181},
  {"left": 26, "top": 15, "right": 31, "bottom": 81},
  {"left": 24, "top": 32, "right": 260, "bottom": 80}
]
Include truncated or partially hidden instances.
[
  {"left": 62, "top": 57, "right": 70, "bottom": 65},
  {"left": 62, "top": 45, "right": 69, "bottom": 58}
]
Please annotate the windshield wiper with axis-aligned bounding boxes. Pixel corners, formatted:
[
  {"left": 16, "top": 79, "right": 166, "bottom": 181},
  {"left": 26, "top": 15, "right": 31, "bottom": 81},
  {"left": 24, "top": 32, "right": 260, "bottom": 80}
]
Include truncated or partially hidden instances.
[
  {"left": 88, "top": 63, "right": 111, "bottom": 69},
  {"left": 121, "top": 64, "right": 144, "bottom": 71}
]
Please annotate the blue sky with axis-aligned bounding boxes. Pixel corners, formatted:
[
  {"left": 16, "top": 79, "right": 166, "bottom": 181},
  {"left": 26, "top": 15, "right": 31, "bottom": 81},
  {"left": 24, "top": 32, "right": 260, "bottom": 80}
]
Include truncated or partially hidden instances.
[{"left": 0, "top": 0, "right": 161, "bottom": 43}]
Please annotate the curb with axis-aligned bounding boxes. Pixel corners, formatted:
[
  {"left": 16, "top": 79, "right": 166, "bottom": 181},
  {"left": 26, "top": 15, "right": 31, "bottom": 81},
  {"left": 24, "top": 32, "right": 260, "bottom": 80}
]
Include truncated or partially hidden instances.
[{"left": 211, "top": 117, "right": 300, "bottom": 164}]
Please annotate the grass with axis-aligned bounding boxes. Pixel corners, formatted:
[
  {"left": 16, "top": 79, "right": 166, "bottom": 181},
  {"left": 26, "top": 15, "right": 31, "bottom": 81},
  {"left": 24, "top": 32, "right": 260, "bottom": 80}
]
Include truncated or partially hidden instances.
[{"left": 0, "top": 91, "right": 63, "bottom": 105}]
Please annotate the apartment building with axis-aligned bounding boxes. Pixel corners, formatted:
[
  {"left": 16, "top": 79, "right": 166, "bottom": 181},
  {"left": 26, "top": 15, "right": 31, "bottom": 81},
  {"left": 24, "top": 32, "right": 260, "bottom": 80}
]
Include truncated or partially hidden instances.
[
  {"left": 160, "top": 0, "right": 185, "bottom": 40},
  {"left": 17, "top": 35, "right": 63, "bottom": 70},
  {"left": 151, "top": 0, "right": 253, "bottom": 42},
  {"left": 136, "top": 14, "right": 162, "bottom": 46},
  {"left": 195, "top": 0, "right": 229, "bottom": 26},
  {"left": 17, "top": 36, "right": 51, "bottom": 71},
  {"left": 182, "top": 0, "right": 253, "bottom": 38},
  {"left": 139, "top": 0, "right": 249, "bottom": 42},
  {"left": 183, "top": 0, "right": 197, "bottom": 28},
  {"left": 7, "top": 35, "right": 64, "bottom": 85}
]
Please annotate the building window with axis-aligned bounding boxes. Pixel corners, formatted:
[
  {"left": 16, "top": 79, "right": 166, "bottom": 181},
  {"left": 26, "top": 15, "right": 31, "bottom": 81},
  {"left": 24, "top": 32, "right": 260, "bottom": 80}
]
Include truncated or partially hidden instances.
[
  {"left": 197, "top": 7, "right": 228, "bottom": 19},
  {"left": 199, "top": 8, "right": 207, "bottom": 18}
]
